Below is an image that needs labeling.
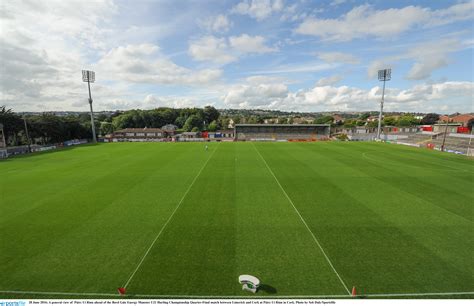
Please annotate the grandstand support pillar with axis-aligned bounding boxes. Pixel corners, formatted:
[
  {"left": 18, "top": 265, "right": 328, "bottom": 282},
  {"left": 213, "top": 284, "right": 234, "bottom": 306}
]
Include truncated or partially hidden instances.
[{"left": 377, "top": 69, "right": 391, "bottom": 141}]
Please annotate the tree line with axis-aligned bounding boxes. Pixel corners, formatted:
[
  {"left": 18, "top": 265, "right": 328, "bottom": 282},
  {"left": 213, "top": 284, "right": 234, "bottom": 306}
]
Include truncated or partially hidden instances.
[{"left": 0, "top": 105, "right": 221, "bottom": 146}]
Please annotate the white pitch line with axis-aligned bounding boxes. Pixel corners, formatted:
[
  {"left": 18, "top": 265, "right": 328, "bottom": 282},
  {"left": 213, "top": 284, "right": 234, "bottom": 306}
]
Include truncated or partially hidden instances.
[
  {"left": 252, "top": 143, "right": 351, "bottom": 296},
  {"left": 122, "top": 143, "right": 220, "bottom": 289},
  {"left": 1, "top": 290, "right": 473, "bottom": 298}
]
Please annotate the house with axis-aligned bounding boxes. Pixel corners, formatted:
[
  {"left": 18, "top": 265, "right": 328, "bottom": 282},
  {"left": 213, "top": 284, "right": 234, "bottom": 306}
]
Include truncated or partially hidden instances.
[
  {"left": 107, "top": 127, "right": 165, "bottom": 142},
  {"left": 366, "top": 116, "right": 379, "bottom": 122},
  {"left": 332, "top": 114, "right": 344, "bottom": 124},
  {"left": 433, "top": 123, "right": 462, "bottom": 134},
  {"left": 161, "top": 124, "right": 178, "bottom": 135},
  {"left": 450, "top": 114, "right": 474, "bottom": 127}
]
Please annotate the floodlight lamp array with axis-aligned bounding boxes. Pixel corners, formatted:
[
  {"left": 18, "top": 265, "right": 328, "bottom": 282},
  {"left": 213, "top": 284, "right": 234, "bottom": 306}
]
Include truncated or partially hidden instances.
[
  {"left": 378, "top": 69, "right": 391, "bottom": 81},
  {"left": 82, "top": 70, "right": 95, "bottom": 83}
]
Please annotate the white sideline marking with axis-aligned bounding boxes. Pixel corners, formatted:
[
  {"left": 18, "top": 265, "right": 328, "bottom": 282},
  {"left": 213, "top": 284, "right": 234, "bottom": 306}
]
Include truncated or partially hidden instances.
[
  {"left": 252, "top": 143, "right": 351, "bottom": 296},
  {"left": 1, "top": 290, "right": 473, "bottom": 298},
  {"left": 122, "top": 143, "right": 220, "bottom": 289}
]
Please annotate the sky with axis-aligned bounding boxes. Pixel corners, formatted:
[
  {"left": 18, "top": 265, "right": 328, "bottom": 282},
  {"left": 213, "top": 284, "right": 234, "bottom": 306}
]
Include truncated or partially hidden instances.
[{"left": 0, "top": 0, "right": 473, "bottom": 113}]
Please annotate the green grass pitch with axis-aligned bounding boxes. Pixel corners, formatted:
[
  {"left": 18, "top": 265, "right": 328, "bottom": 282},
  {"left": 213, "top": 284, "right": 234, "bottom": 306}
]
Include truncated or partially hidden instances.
[{"left": 0, "top": 142, "right": 473, "bottom": 299}]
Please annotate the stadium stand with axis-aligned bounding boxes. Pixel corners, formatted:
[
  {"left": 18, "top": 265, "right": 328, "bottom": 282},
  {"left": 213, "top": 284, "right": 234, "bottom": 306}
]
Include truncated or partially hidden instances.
[
  {"left": 393, "top": 132, "right": 473, "bottom": 154},
  {"left": 235, "top": 124, "right": 330, "bottom": 141}
]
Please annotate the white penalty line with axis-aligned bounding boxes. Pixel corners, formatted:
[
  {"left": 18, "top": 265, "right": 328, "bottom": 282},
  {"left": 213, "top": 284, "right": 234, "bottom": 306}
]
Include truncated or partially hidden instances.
[
  {"left": 252, "top": 143, "right": 351, "bottom": 296},
  {"left": 1, "top": 290, "right": 473, "bottom": 298},
  {"left": 122, "top": 143, "right": 220, "bottom": 289}
]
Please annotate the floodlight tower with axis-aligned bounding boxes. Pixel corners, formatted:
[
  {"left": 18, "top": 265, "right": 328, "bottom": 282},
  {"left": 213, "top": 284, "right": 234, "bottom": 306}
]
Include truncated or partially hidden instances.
[
  {"left": 82, "top": 70, "right": 97, "bottom": 143},
  {"left": 376, "top": 68, "right": 391, "bottom": 141}
]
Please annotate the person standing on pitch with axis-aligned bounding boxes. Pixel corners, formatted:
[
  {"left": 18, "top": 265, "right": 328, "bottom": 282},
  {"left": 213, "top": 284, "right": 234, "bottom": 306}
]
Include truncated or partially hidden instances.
[{"left": 205, "top": 144, "right": 208, "bottom": 151}]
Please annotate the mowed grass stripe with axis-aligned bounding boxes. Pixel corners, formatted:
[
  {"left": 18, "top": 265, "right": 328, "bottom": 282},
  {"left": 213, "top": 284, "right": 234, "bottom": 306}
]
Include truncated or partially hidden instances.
[
  {"left": 0, "top": 143, "right": 215, "bottom": 293},
  {"left": 122, "top": 143, "right": 220, "bottom": 289},
  {"left": 234, "top": 142, "right": 349, "bottom": 296},
  {"left": 252, "top": 143, "right": 351, "bottom": 296},
  {"left": 309, "top": 143, "right": 473, "bottom": 280},
  {"left": 0, "top": 143, "right": 174, "bottom": 223},
  {"left": 124, "top": 142, "right": 238, "bottom": 295},
  {"left": 353, "top": 143, "right": 473, "bottom": 221},
  {"left": 257, "top": 142, "right": 472, "bottom": 294}
]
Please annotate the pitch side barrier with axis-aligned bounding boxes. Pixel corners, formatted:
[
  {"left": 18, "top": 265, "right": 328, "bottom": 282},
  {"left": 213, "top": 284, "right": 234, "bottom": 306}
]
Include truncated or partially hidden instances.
[{"left": 1, "top": 139, "right": 89, "bottom": 158}]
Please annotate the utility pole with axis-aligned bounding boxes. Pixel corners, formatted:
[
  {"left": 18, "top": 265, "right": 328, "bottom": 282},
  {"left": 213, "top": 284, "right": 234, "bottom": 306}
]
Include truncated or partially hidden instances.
[
  {"left": 441, "top": 118, "right": 450, "bottom": 152},
  {"left": 82, "top": 70, "right": 97, "bottom": 143},
  {"left": 23, "top": 116, "right": 31, "bottom": 153},
  {"left": 376, "top": 69, "right": 391, "bottom": 141},
  {"left": 0, "top": 123, "right": 6, "bottom": 148},
  {"left": 0, "top": 123, "right": 6, "bottom": 159}
]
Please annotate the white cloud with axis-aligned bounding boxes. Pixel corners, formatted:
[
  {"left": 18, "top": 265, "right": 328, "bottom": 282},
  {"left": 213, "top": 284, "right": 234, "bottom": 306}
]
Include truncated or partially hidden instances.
[
  {"left": 223, "top": 83, "right": 289, "bottom": 108},
  {"left": 317, "top": 52, "right": 360, "bottom": 64},
  {"left": 330, "top": 0, "right": 346, "bottom": 7},
  {"left": 231, "top": 0, "right": 284, "bottom": 21},
  {"left": 188, "top": 36, "right": 237, "bottom": 65},
  {"left": 189, "top": 34, "right": 276, "bottom": 65},
  {"left": 201, "top": 14, "right": 232, "bottom": 33},
  {"left": 250, "top": 62, "right": 338, "bottom": 74},
  {"left": 229, "top": 34, "right": 277, "bottom": 53},
  {"left": 295, "top": 2, "right": 474, "bottom": 41},
  {"left": 316, "top": 75, "right": 343, "bottom": 86},
  {"left": 221, "top": 79, "right": 474, "bottom": 113},
  {"left": 245, "top": 75, "right": 287, "bottom": 84},
  {"left": 367, "top": 39, "right": 462, "bottom": 80},
  {"left": 98, "top": 43, "right": 222, "bottom": 85}
]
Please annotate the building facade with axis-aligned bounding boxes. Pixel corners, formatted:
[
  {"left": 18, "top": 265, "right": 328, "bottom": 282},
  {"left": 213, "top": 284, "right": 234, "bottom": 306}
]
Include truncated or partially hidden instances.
[{"left": 106, "top": 128, "right": 166, "bottom": 142}]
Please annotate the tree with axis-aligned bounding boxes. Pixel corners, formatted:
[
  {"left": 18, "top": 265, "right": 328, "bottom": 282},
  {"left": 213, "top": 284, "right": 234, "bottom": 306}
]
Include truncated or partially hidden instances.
[
  {"left": 421, "top": 113, "right": 440, "bottom": 125},
  {"left": 183, "top": 115, "right": 203, "bottom": 131},
  {"left": 359, "top": 112, "right": 371, "bottom": 120},
  {"left": 397, "top": 115, "right": 419, "bottom": 127},
  {"left": 314, "top": 116, "right": 333, "bottom": 124},
  {"left": 468, "top": 118, "right": 474, "bottom": 131},
  {"left": 343, "top": 120, "right": 356, "bottom": 128},
  {"left": 367, "top": 120, "right": 379, "bottom": 128},
  {"left": 203, "top": 106, "right": 220, "bottom": 124},
  {"left": 0, "top": 106, "right": 23, "bottom": 145},
  {"left": 174, "top": 116, "right": 187, "bottom": 128},
  {"left": 100, "top": 122, "right": 114, "bottom": 135},
  {"left": 383, "top": 116, "right": 397, "bottom": 126},
  {"left": 208, "top": 120, "right": 219, "bottom": 131}
]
